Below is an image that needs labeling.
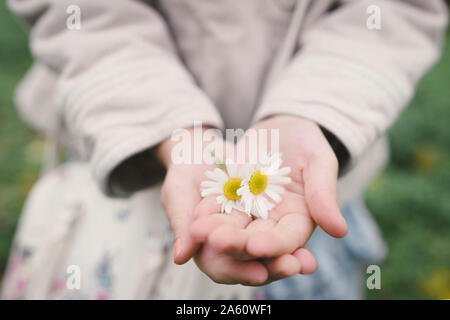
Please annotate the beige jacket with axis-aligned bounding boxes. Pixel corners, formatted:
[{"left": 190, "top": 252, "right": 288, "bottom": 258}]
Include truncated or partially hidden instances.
[{"left": 8, "top": 0, "right": 448, "bottom": 204}]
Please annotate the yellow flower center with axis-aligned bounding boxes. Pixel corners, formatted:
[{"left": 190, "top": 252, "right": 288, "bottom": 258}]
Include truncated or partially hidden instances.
[
  {"left": 223, "top": 178, "right": 243, "bottom": 200},
  {"left": 249, "top": 170, "right": 268, "bottom": 195}
]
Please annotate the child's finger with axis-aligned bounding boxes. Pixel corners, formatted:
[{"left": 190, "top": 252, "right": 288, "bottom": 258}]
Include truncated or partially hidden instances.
[
  {"left": 262, "top": 253, "right": 302, "bottom": 281},
  {"left": 194, "top": 245, "right": 268, "bottom": 286},
  {"left": 208, "top": 224, "right": 253, "bottom": 260},
  {"left": 208, "top": 218, "right": 277, "bottom": 260},
  {"left": 304, "top": 154, "right": 348, "bottom": 238},
  {"left": 194, "top": 196, "right": 221, "bottom": 218},
  {"left": 292, "top": 247, "right": 318, "bottom": 275},
  {"left": 190, "top": 211, "right": 251, "bottom": 243},
  {"left": 245, "top": 218, "right": 277, "bottom": 233},
  {"left": 217, "top": 218, "right": 277, "bottom": 259},
  {"left": 208, "top": 218, "right": 276, "bottom": 258},
  {"left": 273, "top": 192, "right": 308, "bottom": 218},
  {"left": 163, "top": 182, "right": 202, "bottom": 265},
  {"left": 208, "top": 219, "right": 277, "bottom": 260},
  {"left": 245, "top": 212, "right": 314, "bottom": 258}
]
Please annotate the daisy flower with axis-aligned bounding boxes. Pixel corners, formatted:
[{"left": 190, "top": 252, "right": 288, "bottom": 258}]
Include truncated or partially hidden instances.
[
  {"left": 237, "top": 153, "right": 291, "bottom": 219},
  {"left": 200, "top": 160, "right": 247, "bottom": 214}
]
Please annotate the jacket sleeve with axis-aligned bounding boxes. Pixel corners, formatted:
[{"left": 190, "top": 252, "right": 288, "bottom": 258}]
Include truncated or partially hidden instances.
[
  {"left": 255, "top": 0, "right": 448, "bottom": 169},
  {"left": 7, "top": 0, "right": 223, "bottom": 197}
]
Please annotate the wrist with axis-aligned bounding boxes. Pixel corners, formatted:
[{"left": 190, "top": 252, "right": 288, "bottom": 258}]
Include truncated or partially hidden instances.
[
  {"left": 254, "top": 114, "right": 350, "bottom": 173},
  {"left": 156, "top": 125, "right": 216, "bottom": 168},
  {"left": 156, "top": 136, "right": 178, "bottom": 168},
  {"left": 255, "top": 114, "right": 319, "bottom": 131}
]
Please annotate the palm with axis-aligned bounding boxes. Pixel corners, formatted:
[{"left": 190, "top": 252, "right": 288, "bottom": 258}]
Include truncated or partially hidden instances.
[
  {"left": 190, "top": 153, "right": 316, "bottom": 285},
  {"left": 191, "top": 115, "right": 347, "bottom": 284},
  {"left": 191, "top": 164, "right": 313, "bottom": 248},
  {"left": 191, "top": 186, "right": 315, "bottom": 285}
]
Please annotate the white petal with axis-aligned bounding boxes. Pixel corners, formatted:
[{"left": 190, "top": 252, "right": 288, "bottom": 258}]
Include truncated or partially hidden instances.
[
  {"left": 276, "top": 166, "right": 291, "bottom": 176},
  {"left": 265, "top": 155, "right": 282, "bottom": 174},
  {"left": 200, "top": 180, "right": 219, "bottom": 188},
  {"left": 253, "top": 197, "right": 265, "bottom": 219},
  {"left": 254, "top": 196, "right": 274, "bottom": 220},
  {"left": 268, "top": 175, "right": 292, "bottom": 185},
  {"left": 259, "top": 205, "right": 268, "bottom": 220},
  {"left": 213, "top": 167, "right": 229, "bottom": 183},
  {"left": 260, "top": 197, "right": 275, "bottom": 219},
  {"left": 243, "top": 195, "right": 253, "bottom": 214},
  {"left": 234, "top": 200, "right": 245, "bottom": 212},
  {"left": 266, "top": 184, "right": 285, "bottom": 194},
  {"left": 216, "top": 195, "right": 226, "bottom": 204},
  {"left": 225, "top": 201, "right": 234, "bottom": 214},
  {"left": 266, "top": 198, "right": 276, "bottom": 210},
  {"left": 204, "top": 169, "right": 221, "bottom": 181},
  {"left": 265, "top": 189, "right": 282, "bottom": 203},
  {"left": 237, "top": 185, "right": 249, "bottom": 196},
  {"left": 221, "top": 201, "right": 226, "bottom": 213},
  {"left": 240, "top": 178, "right": 250, "bottom": 187},
  {"left": 251, "top": 205, "right": 260, "bottom": 219},
  {"left": 201, "top": 187, "right": 221, "bottom": 197}
]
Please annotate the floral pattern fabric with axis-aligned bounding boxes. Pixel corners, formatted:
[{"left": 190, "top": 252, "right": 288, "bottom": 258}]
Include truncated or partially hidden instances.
[{"left": 1, "top": 162, "right": 253, "bottom": 300}]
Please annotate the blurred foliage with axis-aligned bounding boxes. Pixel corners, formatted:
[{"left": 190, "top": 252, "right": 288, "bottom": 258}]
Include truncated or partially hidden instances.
[
  {"left": 0, "top": 1, "right": 449, "bottom": 299},
  {"left": 365, "top": 30, "right": 450, "bottom": 299},
  {"left": 0, "top": 1, "right": 38, "bottom": 279}
]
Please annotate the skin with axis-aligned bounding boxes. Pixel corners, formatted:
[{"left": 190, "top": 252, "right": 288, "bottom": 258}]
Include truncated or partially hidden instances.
[{"left": 157, "top": 115, "right": 347, "bottom": 285}]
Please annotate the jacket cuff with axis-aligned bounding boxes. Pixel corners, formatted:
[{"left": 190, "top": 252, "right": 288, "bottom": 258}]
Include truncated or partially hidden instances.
[
  {"left": 253, "top": 54, "right": 413, "bottom": 166},
  {"left": 254, "top": 101, "right": 365, "bottom": 167},
  {"left": 55, "top": 48, "right": 224, "bottom": 197},
  {"left": 320, "top": 126, "right": 350, "bottom": 175},
  {"left": 94, "top": 108, "right": 223, "bottom": 197}
]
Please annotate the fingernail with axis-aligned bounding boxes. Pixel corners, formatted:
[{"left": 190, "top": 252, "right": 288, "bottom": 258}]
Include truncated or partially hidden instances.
[
  {"left": 173, "top": 239, "right": 182, "bottom": 260},
  {"left": 338, "top": 216, "right": 348, "bottom": 237}
]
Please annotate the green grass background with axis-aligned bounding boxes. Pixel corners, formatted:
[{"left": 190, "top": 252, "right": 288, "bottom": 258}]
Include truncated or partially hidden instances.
[{"left": 0, "top": 2, "right": 449, "bottom": 299}]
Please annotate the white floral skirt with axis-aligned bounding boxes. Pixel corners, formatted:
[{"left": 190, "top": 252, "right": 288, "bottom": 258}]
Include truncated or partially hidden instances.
[{"left": 1, "top": 162, "right": 253, "bottom": 300}]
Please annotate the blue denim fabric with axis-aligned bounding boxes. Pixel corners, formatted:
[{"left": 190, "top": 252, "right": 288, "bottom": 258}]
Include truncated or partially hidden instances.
[{"left": 263, "top": 198, "right": 386, "bottom": 300}]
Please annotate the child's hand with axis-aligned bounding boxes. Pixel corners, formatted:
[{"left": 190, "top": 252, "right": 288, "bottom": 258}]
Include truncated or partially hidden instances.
[
  {"left": 159, "top": 133, "right": 310, "bottom": 285},
  {"left": 161, "top": 142, "right": 316, "bottom": 284},
  {"left": 191, "top": 196, "right": 318, "bottom": 285},
  {"left": 258, "top": 115, "right": 348, "bottom": 238},
  {"left": 158, "top": 126, "right": 221, "bottom": 265},
  {"left": 191, "top": 115, "right": 347, "bottom": 282},
  {"left": 160, "top": 161, "right": 213, "bottom": 265},
  {"left": 159, "top": 115, "right": 346, "bottom": 285}
]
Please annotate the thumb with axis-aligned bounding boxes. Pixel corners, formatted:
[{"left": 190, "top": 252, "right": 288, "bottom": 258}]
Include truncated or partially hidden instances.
[
  {"left": 303, "top": 154, "right": 348, "bottom": 238},
  {"left": 163, "top": 185, "right": 201, "bottom": 265}
]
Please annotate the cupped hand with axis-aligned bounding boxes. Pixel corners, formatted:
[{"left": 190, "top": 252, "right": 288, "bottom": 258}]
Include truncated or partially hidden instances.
[
  {"left": 191, "top": 195, "right": 318, "bottom": 285},
  {"left": 158, "top": 126, "right": 223, "bottom": 265},
  {"left": 160, "top": 135, "right": 317, "bottom": 284},
  {"left": 191, "top": 115, "right": 347, "bottom": 282},
  {"left": 160, "top": 161, "right": 213, "bottom": 265}
]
